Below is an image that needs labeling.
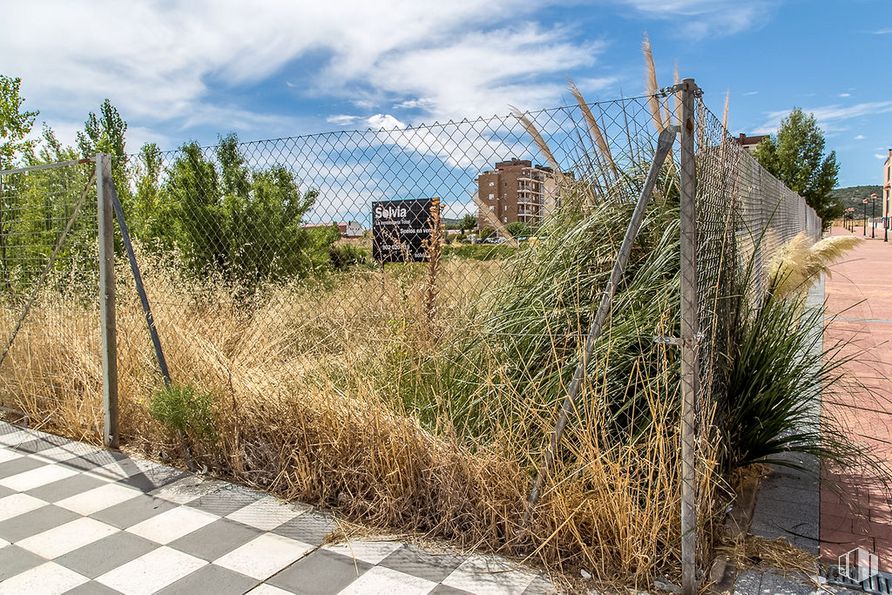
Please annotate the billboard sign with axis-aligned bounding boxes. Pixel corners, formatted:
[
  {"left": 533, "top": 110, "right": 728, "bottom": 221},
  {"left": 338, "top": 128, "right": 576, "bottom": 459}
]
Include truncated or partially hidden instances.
[{"left": 372, "top": 198, "right": 437, "bottom": 263}]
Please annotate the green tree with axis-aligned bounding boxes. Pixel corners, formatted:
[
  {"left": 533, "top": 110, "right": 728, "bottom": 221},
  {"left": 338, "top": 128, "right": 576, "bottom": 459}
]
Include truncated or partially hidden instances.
[
  {"left": 0, "top": 76, "right": 39, "bottom": 289},
  {"left": 505, "top": 221, "right": 532, "bottom": 237},
  {"left": 132, "top": 142, "right": 171, "bottom": 244},
  {"left": 459, "top": 213, "right": 477, "bottom": 232},
  {"left": 752, "top": 108, "right": 841, "bottom": 228},
  {"left": 0, "top": 75, "right": 38, "bottom": 169},
  {"left": 77, "top": 99, "right": 131, "bottom": 207},
  {"left": 155, "top": 134, "right": 336, "bottom": 286}
]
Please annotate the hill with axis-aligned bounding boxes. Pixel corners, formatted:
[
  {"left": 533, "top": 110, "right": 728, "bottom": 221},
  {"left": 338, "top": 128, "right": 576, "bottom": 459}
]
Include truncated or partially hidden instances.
[{"left": 830, "top": 185, "right": 883, "bottom": 212}]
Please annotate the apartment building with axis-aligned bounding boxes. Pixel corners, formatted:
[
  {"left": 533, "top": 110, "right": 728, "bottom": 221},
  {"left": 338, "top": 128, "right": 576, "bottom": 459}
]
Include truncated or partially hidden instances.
[
  {"left": 476, "top": 159, "right": 556, "bottom": 229},
  {"left": 737, "top": 133, "right": 769, "bottom": 152},
  {"left": 884, "top": 149, "right": 892, "bottom": 223}
]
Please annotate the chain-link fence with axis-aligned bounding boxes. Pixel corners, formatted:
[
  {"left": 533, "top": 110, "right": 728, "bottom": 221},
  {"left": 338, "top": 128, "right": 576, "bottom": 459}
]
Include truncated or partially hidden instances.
[
  {"left": 0, "top": 82, "right": 822, "bottom": 585},
  {"left": 0, "top": 159, "right": 101, "bottom": 427},
  {"left": 694, "top": 95, "right": 822, "bottom": 413}
]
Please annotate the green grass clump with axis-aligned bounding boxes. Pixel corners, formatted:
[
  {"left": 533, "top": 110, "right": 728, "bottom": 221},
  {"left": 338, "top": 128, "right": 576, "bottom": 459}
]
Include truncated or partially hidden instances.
[{"left": 149, "top": 384, "right": 215, "bottom": 441}]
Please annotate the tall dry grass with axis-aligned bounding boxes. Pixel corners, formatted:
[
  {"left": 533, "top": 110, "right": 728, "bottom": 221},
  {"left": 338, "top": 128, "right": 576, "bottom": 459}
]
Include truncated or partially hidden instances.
[{"left": 0, "top": 239, "right": 701, "bottom": 587}]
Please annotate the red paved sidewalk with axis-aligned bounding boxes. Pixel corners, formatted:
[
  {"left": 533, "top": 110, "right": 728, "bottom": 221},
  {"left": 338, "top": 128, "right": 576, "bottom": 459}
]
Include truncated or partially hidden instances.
[{"left": 822, "top": 225, "right": 892, "bottom": 570}]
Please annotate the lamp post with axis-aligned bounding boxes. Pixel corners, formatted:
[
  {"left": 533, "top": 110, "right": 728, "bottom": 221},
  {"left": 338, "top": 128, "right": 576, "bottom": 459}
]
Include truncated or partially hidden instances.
[
  {"left": 863, "top": 198, "right": 869, "bottom": 236},
  {"left": 871, "top": 193, "right": 878, "bottom": 239}
]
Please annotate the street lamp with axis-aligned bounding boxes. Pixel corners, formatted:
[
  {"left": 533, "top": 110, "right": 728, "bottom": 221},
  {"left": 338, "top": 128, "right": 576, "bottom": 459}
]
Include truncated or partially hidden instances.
[
  {"left": 871, "top": 193, "right": 878, "bottom": 239},
  {"left": 863, "top": 198, "right": 869, "bottom": 236}
]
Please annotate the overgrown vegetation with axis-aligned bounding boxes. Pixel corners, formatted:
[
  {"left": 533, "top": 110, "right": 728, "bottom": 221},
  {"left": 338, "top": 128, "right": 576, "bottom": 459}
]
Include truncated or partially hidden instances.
[{"left": 0, "top": 70, "right": 882, "bottom": 590}]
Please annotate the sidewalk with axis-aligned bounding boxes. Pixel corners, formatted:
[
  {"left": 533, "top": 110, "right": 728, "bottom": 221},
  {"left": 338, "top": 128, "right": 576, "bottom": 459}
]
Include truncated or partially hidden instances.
[
  {"left": 0, "top": 421, "right": 554, "bottom": 594},
  {"left": 821, "top": 226, "right": 892, "bottom": 570}
]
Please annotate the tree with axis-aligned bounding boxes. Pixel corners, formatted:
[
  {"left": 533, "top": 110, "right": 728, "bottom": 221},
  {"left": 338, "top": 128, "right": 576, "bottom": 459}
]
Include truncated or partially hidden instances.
[
  {"left": 77, "top": 99, "right": 131, "bottom": 207},
  {"left": 0, "top": 76, "right": 39, "bottom": 289},
  {"left": 0, "top": 75, "right": 38, "bottom": 169},
  {"left": 505, "top": 221, "right": 532, "bottom": 237},
  {"left": 752, "top": 108, "right": 841, "bottom": 228},
  {"left": 459, "top": 213, "right": 477, "bottom": 232},
  {"left": 154, "top": 134, "right": 336, "bottom": 286}
]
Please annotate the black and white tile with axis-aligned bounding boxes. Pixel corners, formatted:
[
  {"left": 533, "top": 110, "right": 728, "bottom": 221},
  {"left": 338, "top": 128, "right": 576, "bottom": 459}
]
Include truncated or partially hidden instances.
[{"left": 0, "top": 422, "right": 554, "bottom": 594}]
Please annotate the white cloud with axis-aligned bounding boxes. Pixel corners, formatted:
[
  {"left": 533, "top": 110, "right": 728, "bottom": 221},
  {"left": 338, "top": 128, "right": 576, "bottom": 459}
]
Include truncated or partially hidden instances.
[
  {"left": 877, "top": 154, "right": 888, "bottom": 161},
  {"left": 743, "top": 91, "right": 759, "bottom": 96},
  {"left": 1, "top": 0, "right": 605, "bottom": 142},
  {"left": 854, "top": 134, "right": 866, "bottom": 140},
  {"left": 613, "top": 0, "right": 774, "bottom": 36},
  {"left": 874, "top": 28, "right": 892, "bottom": 35},
  {"left": 393, "top": 98, "right": 436, "bottom": 110},
  {"left": 839, "top": 93, "right": 851, "bottom": 98},
  {"left": 326, "top": 115, "right": 362, "bottom": 126},
  {"left": 366, "top": 114, "right": 405, "bottom": 129},
  {"left": 754, "top": 101, "right": 892, "bottom": 135}
]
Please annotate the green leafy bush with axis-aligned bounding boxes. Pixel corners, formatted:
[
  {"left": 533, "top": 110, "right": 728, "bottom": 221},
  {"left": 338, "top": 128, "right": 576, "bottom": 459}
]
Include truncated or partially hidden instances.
[
  {"left": 329, "top": 243, "right": 373, "bottom": 270},
  {"left": 149, "top": 384, "right": 215, "bottom": 440},
  {"left": 130, "top": 134, "right": 338, "bottom": 286}
]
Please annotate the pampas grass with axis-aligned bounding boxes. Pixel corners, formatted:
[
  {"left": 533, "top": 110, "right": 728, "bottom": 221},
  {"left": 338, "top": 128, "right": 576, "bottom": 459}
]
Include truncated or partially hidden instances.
[
  {"left": 642, "top": 33, "right": 664, "bottom": 131},
  {"left": 569, "top": 80, "right": 618, "bottom": 180},
  {"left": 768, "top": 233, "right": 861, "bottom": 298}
]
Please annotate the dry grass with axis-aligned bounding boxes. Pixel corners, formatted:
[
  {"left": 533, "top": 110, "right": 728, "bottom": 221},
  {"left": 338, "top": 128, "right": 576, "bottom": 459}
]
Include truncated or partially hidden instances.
[
  {"left": 768, "top": 232, "right": 862, "bottom": 298},
  {"left": 0, "top": 249, "right": 703, "bottom": 589}
]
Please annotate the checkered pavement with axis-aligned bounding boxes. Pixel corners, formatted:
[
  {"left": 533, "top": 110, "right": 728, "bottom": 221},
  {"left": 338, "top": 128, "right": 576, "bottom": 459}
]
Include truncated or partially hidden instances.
[{"left": 0, "top": 422, "right": 554, "bottom": 594}]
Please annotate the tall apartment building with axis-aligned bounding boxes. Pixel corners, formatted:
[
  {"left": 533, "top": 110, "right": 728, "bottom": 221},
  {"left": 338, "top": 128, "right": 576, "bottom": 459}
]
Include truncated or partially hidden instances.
[{"left": 476, "top": 159, "right": 556, "bottom": 230}]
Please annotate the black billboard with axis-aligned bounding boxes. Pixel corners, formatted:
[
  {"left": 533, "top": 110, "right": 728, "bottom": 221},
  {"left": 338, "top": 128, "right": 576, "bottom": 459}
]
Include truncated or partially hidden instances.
[{"left": 372, "top": 198, "right": 436, "bottom": 263}]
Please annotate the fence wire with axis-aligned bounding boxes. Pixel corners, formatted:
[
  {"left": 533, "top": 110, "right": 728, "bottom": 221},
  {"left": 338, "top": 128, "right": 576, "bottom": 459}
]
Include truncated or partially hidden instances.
[
  {"left": 693, "top": 96, "right": 821, "bottom": 430},
  {"left": 0, "top": 160, "right": 100, "bottom": 423},
  {"left": 114, "top": 94, "right": 684, "bottom": 405},
  {"left": 0, "top": 88, "right": 819, "bottom": 464}
]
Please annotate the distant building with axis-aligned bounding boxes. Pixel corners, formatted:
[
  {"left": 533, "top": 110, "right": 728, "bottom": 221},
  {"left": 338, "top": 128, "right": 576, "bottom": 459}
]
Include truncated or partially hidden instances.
[
  {"left": 303, "top": 221, "right": 365, "bottom": 238},
  {"left": 884, "top": 149, "right": 892, "bottom": 223},
  {"left": 736, "top": 133, "right": 769, "bottom": 152},
  {"left": 476, "top": 159, "right": 556, "bottom": 229}
]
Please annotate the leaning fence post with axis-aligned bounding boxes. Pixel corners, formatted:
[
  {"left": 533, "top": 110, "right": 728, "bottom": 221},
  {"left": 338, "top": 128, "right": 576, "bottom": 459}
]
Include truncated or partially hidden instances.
[
  {"left": 96, "top": 154, "right": 119, "bottom": 449},
  {"left": 679, "top": 78, "right": 699, "bottom": 595},
  {"left": 524, "top": 125, "right": 677, "bottom": 524}
]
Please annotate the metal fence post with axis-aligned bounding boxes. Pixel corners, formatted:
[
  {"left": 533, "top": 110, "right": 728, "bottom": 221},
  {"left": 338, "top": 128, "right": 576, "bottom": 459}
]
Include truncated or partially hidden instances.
[
  {"left": 96, "top": 154, "right": 119, "bottom": 449},
  {"left": 679, "top": 78, "right": 699, "bottom": 595}
]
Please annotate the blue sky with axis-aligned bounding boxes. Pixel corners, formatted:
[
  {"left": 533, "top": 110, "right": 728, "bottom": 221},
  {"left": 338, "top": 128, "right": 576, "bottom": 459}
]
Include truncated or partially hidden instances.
[{"left": 1, "top": 0, "right": 890, "bottom": 187}]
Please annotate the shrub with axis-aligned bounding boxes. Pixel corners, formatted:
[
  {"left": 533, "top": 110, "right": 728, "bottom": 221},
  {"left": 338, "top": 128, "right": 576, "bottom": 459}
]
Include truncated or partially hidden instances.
[
  {"left": 505, "top": 220, "right": 532, "bottom": 237},
  {"left": 149, "top": 384, "right": 215, "bottom": 441},
  {"left": 329, "top": 243, "right": 373, "bottom": 270}
]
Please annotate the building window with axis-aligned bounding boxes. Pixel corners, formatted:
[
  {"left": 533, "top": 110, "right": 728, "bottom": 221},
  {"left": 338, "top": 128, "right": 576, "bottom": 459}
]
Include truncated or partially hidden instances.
[
  {"left": 488, "top": 181, "right": 495, "bottom": 187},
  {"left": 488, "top": 193, "right": 494, "bottom": 200},
  {"left": 489, "top": 206, "right": 495, "bottom": 212},
  {"left": 502, "top": 216, "right": 508, "bottom": 223}
]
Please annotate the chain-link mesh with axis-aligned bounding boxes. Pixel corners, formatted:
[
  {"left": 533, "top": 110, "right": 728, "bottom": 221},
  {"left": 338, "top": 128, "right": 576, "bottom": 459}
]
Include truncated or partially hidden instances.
[
  {"left": 693, "top": 95, "right": 822, "bottom": 423},
  {"left": 0, "top": 87, "right": 828, "bottom": 580},
  {"left": 114, "top": 94, "right": 683, "bottom": 406},
  {"left": 0, "top": 160, "right": 100, "bottom": 425},
  {"left": 0, "top": 92, "right": 821, "bottom": 454}
]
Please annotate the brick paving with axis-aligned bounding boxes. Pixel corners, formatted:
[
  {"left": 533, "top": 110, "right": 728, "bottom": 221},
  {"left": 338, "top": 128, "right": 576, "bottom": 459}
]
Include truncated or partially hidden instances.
[
  {"left": 822, "top": 225, "right": 892, "bottom": 571},
  {"left": 0, "top": 421, "right": 553, "bottom": 594}
]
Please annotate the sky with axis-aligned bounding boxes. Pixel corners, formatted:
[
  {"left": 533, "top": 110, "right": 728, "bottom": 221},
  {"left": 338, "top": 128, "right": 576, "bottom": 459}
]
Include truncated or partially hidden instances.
[{"left": 1, "top": 0, "right": 890, "bottom": 187}]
